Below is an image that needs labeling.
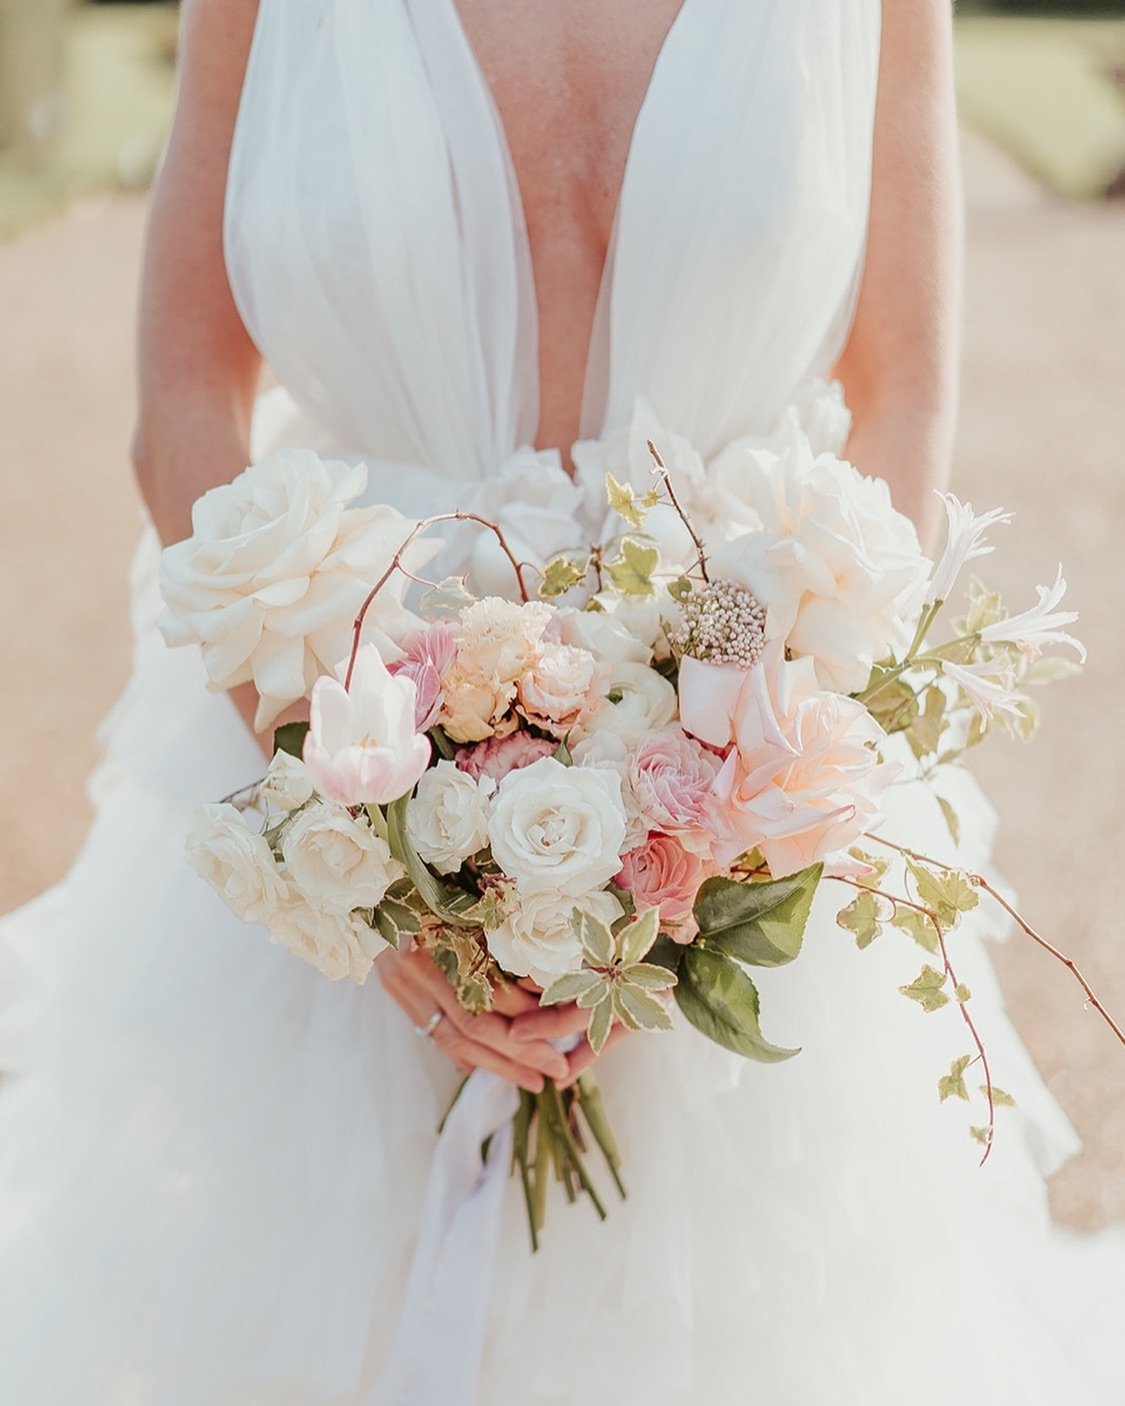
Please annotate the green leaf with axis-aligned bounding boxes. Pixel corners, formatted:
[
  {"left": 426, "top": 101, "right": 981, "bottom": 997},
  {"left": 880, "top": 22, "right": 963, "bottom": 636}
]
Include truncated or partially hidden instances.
[
  {"left": 1022, "top": 655, "right": 1083, "bottom": 687},
  {"left": 969, "top": 1125, "right": 993, "bottom": 1147},
  {"left": 419, "top": 575, "right": 475, "bottom": 612},
  {"left": 984, "top": 1085, "right": 1016, "bottom": 1108},
  {"left": 604, "top": 537, "right": 660, "bottom": 597},
  {"left": 866, "top": 678, "right": 919, "bottom": 735},
  {"left": 541, "top": 970, "right": 604, "bottom": 1006},
  {"left": 385, "top": 796, "right": 477, "bottom": 927},
  {"left": 938, "top": 1054, "right": 972, "bottom": 1103},
  {"left": 587, "top": 996, "right": 615, "bottom": 1054},
  {"left": 694, "top": 866, "right": 823, "bottom": 968},
  {"left": 604, "top": 472, "right": 648, "bottom": 529},
  {"left": 613, "top": 983, "right": 674, "bottom": 1033},
  {"left": 623, "top": 962, "right": 677, "bottom": 992},
  {"left": 616, "top": 907, "right": 661, "bottom": 967},
  {"left": 954, "top": 982, "right": 972, "bottom": 1004},
  {"left": 906, "top": 859, "right": 979, "bottom": 928},
  {"left": 937, "top": 795, "right": 961, "bottom": 847},
  {"left": 553, "top": 736, "right": 574, "bottom": 767},
  {"left": 899, "top": 964, "right": 951, "bottom": 1013},
  {"left": 273, "top": 721, "right": 310, "bottom": 759},
  {"left": 962, "top": 579, "right": 1007, "bottom": 634},
  {"left": 675, "top": 948, "right": 799, "bottom": 1063},
  {"left": 906, "top": 687, "right": 947, "bottom": 760},
  {"left": 459, "top": 886, "right": 512, "bottom": 932},
  {"left": 836, "top": 889, "right": 887, "bottom": 950},
  {"left": 539, "top": 555, "right": 589, "bottom": 598},
  {"left": 667, "top": 574, "right": 694, "bottom": 603},
  {"left": 890, "top": 906, "right": 940, "bottom": 955},
  {"left": 571, "top": 908, "right": 615, "bottom": 968}
]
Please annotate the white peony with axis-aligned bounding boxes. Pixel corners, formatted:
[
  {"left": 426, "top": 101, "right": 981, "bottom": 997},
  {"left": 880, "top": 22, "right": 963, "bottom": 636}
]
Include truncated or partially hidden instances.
[
  {"left": 582, "top": 660, "right": 678, "bottom": 744},
  {"left": 159, "top": 449, "right": 437, "bottom": 729},
  {"left": 261, "top": 750, "right": 316, "bottom": 812},
  {"left": 488, "top": 756, "right": 627, "bottom": 896},
  {"left": 186, "top": 803, "right": 288, "bottom": 924},
  {"left": 708, "top": 423, "right": 929, "bottom": 695},
  {"left": 267, "top": 896, "right": 383, "bottom": 984},
  {"left": 281, "top": 800, "right": 404, "bottom": 915},
  {"left": 486, "top": 888, "right": 624, "bottom": 986},
  {"left": 406, "top": 761, "right": 495, "bottom": 875}
]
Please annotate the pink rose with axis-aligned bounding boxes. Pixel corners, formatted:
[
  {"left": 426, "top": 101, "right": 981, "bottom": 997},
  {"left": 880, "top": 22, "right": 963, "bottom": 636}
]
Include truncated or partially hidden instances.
[
  {"left": 710, "top": 644, "right": 890, "bottom": 877},
  {"left": 455, "top": 730, "right": 557, "bottom": 784},
  {"left": 630, "top": 727, "right": 722, "bottom": 836},
  {"left": 616, "top": 833, "right": 711, "bottom": 942},
  {"left": 388, "top": 622, "right": 457, "bottom": 731}
]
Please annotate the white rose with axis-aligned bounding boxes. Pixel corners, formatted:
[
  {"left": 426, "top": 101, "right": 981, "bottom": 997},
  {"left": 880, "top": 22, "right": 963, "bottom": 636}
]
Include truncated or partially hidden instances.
[
  {"left": 268, "top": 896, "right": 383, "bottom": 984},
  {"left": 281, "top": 801, "right": 404, "bottom": 914},
  {"left": 487, "top": 888, "right": 624, "bottom": 986},
  {"left": 709, "top": 425, "right": 929, "bottom": 695},
  {"left": 187, "top": 803, "right": 288, "bottom": 924},
  {"left": 261, "top": 750, "right": 316, "bottom": 812},
  {"left": 406, "top": 761, "right": 494, "bottom": 875},
  {"left": 488, "top": 756, "right": 627, "bottom": 896},
  {"left": 582, "top": 660, "right": 678, "bottom": 744},
  {"left": 159, "top": 449, "right": 437, "bottom": 729},
  {"left": 570, "top": 732, "right": 650, "bottom": 851}
]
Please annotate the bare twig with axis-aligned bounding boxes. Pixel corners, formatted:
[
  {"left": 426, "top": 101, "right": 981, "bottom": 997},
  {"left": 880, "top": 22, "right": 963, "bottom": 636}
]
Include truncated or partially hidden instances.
[{"left": 645, "top": 439, "right": 710, "bottom": 583}]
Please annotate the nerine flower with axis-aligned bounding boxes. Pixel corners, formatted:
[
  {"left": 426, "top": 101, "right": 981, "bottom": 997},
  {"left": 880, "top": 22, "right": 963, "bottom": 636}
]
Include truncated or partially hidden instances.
[
  {"left": 978, "top": 567, "right": 1085, "bottom": 662},
  {"left": 926, "top": 492, "right": 1014, "bottom": 607}
]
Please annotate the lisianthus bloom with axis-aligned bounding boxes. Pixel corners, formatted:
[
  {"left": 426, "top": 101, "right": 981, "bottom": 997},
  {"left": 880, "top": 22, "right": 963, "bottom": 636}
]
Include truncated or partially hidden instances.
[
  {"left": 616, "top": 833, "right": 712, "bottom": 942},
  {"left": 304, "top": 645, "right": 431, "bottom": 806},
  {"left": 630, "top": 726, "right": 721, "bottom": 839},
  {"left": 709, "top": 645, "right": 890, "bottom": 877}
]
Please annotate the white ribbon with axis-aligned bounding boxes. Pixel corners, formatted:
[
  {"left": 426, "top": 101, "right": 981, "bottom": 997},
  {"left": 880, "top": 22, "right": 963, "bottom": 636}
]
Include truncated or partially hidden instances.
[{"left": 374, "top": 1069, "right": 520, "bottom": 1405}]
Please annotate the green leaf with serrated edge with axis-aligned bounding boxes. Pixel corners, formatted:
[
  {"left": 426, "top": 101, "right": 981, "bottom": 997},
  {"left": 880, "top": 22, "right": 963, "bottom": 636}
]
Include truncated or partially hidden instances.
[
  {"left": 587, "top": 996, "right": 615, "bottom": 1054},
  {"left": 969, "top": 1125, "right": 993, "bottom": 1146},
  {"left": 939, "top": 1055, "right": 972, "bottom": 1103},
  {"left": 694, "top": 865, "right": 823, "bottom": 968},
  {"left": 906, "top": 859, "right": 979, "bottom": 927},
  {"left": 983, "top": 1085, "right": 1016, "bottom": 1107},
  {"left": 419, "top": 575, "right": 475, "bottom": 612},
  {"left": 604, "top": 537, "right": 660, "bottom": 597},
  {"left": 604, "top": 472, "right": 647, "bottom": 529},
  {"left": 848, "top": 847, "right": 891, "bottom": 884},
  {"left": 937, "top": 795, "right": 962, "bottom": 847},
  {"left": 890, "top": 906, "right": 939, "bottom": 955},
  {"left": 675, "top": 948, "right": 799, "bottom": 1063},
  {"left": 623, "top": 962, "right": 677, "bottom": 992},
  {"left": 273, "top": 721, "right": 310, "bottom": 759},
  {"left": 541, "top": 970, "right": 604, "bottom": 1006},
  {"left": 386, "top": 796, "right": 478, "bottom": 927},
  {"left": 954, "top": 982, "right": 972, "bottom": 1003},
  {"left": 571, "top": 908, "right": 614, "bottom": 968},
  {"left": 667, "top": 574, "right": 693, "bottom": 603},
  {"left": 899, "top": 964, "right": 951, "bottom": 1013},
  {"left": 613, "top": 983, "right": 674, "bottom": 1033},
  {"left": 539, "top": 555, "right": 589, "bottom": 598},
  {"left": 459, "top": 887, "right": 511, "bottom": 932},
  {"left": 617, "top": 907, "right": 660, "bottom": 967},
  {"left": 836, "top": 890, "right": 886, "bottom": 950}
]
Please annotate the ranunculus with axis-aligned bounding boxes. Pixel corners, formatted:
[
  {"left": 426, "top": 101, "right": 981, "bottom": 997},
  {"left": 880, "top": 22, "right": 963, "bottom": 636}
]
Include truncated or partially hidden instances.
[
  {"left": 281, "top": 800, "right": 404, "bottom": 914},
  {"left": 406, "top": 761, "right": 494, "bottom": 875},
  {"left": 267, "top": 896, "right": 383, "bottom": 984},
  {"left": 158, "top": 449, "right": 436, "bottom": 728},
  {"left": 630, "top": 726, "right": 722, "bottom": 837},
  {"left": 710, "top": 645, "right": 891, "bottom": 877},
  {"left": 388, "top": 621, "right": 458, "bottom": 731},
  {"left": 488, "top": 756, "right": 627, "bottom": 896},
  {"left": 455, "top": 730, "right": 557, "bottom": 783},
  {"left": 570, "top": 731, "right": 649, "bottom": 851},
  {"left": 187, "top": 803, "right": 288, "bottom": 924},
  {"left": 304, "top": 644, "right": 431, "bottom": 806},
  {"left": 616, "top": 833, "right": 711, "bottom": 941},
  {"left": 517, "top": 642, "right": 606, "bottom": 737},
  {"left": 260, "top": 750, "right": 316, "bottom": 812},
  {"left": 582, "top": 660, "right": 677, "bottom": 744},
  {"left": 708, "top": 424, "right": 929, "bottom": 695},
  {"left": 486, "top": 888, "right": 623, "bottom": 986}
]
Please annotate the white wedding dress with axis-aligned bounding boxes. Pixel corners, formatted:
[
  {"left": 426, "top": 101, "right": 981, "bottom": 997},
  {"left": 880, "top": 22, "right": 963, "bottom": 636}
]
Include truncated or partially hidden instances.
[{"left": 2, "top": 2, "right": 1123, "bottom": 1402}]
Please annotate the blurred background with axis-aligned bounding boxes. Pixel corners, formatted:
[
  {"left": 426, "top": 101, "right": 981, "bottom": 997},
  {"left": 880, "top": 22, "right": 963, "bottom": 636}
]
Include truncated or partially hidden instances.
[{"left": 1, "top": 2, "right": 1123, "bottom": 1230}]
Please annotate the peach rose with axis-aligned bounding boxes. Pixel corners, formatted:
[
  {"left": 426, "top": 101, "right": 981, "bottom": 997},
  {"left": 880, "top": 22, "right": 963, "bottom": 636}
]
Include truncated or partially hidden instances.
[{"left": 616, "top": 833, "right": 711, "bottom": 942}]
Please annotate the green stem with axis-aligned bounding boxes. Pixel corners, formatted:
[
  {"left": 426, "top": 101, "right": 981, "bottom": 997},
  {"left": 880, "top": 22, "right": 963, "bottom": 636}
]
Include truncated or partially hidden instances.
[
  {"left": 576, "top": 1075, "right": 627, "bottom": 1201},
  {"left": 542, "top": 1081, "right": 608, "bottom": 1221},
  {"left": 512, "top": 1091, "right": 538, "bottom": 1253},
  {"left": 531, "top": 1096, "right": 551, "bottom": 1237}
]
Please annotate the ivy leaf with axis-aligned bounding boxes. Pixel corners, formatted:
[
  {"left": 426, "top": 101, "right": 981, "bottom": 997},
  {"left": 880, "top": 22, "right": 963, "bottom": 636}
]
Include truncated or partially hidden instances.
[
  {"left": 969, "top": 1125, "right": 993, "bottom": 1147},
  {"left": 899, "top": 964, "right": 951, "bottom": 1013},
  {"left": 539, "top": 555, "right": 589, "bottom": 598},
  {"left": 954, "top": 982, "right": 972, "bottom": 1003},
  {"left": 273, "top": 721, "right": 310, "bottom": 760},
  {"left": 938, "top": 1054, "right": 972, "bottom": 1103},
  {"left": 667, "top": 574, "right": 694, "bottom": 603},
  {"left": 419, "top": 575, "right": 475, "bottom": 612},
  {"left": 890, "top": 906, "right": 940, "bottom": 954},
  {"left": 604, "top": 537, "right": 660, "bottom": 597},
  {"left": 984, "top": 1085, "right": 1017, "bottom": 1107},
  {"left": 906, "top": 859, "right": 979, "bottom": 928},
  {"left": 371, "top": 896, "right": 421, "bottom": 949},
  {"left": 836, "top": 889, "right": 888, "bottom": 950},
  {"left": 604, "top": 472, "right": 648, "bottom": 530},
  {"left": 675, "top": 948, "right": 799, "bottom": 1063},
  {"left": 694, "top": 865, "right": 823, "bottom": 968},
  {"left": 459, "top": 886, "right": 513, "bottom": 932}
]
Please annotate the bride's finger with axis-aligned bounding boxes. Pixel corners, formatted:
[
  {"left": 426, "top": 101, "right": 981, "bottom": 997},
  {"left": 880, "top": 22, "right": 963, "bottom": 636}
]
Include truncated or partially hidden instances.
[
  {"left": 509, "top": 1000, "right": 590, "bottom": 1043},
  {"left": 429, "top": 1021, "right": 545, "bottom": 1094},
  {"left": 557, "top": 1024, "right": 631, "bottom": 1089},
  {"left": 491, "top": 980, "right": 541, "bottom": 1017}
]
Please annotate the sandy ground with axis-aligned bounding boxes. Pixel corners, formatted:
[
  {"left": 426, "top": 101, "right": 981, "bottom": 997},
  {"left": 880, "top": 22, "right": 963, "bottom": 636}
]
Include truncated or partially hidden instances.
[{"left": 0, "top": 130, "right": 1123, "bottom": 1231}]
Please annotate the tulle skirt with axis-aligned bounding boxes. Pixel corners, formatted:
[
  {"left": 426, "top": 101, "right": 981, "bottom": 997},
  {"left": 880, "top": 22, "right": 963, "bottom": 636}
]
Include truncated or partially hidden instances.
[{"left": 1, "top": 526, "right": 1123, "bottom": 1406}]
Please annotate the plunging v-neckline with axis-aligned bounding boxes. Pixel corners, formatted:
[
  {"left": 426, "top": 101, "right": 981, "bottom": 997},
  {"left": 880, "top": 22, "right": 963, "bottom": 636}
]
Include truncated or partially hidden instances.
[{"left": 445, "top": 0, "right": 694, "bottom": 441}]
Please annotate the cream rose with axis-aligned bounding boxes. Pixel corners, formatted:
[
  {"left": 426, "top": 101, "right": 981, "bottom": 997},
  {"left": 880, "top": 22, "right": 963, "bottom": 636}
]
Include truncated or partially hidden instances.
[
  {"left": 571, "top": 731, "right": 651, "bottom": 852},
  {"left": 517, "top": 642, "right": 606, "bottom": 738},
  {"left": 268, "top": 896, "right": 383, "bottom": 984},
  {"left": 486, "top": 888, "right": 624, "bottom": 986},
  {"left": 261, "top": 750, "right": 316, "bottom": 813},
  {"left": 406, "top": 761, "right": 494, "bottom": 875},
  {"left": 488, "top": 756, "right": 627, "bottom": 896},
  {"left": 281, "top": 801, "right": 404, "bottom": 914},
  {"left": 187, "top": 803, "right": 288, "bottom": 924},
  {"left": 582, "top": 660, "right": 677, "bottom": 744},
  {"left": 159, "top": 449, "right": 435, "bottom": 728}
]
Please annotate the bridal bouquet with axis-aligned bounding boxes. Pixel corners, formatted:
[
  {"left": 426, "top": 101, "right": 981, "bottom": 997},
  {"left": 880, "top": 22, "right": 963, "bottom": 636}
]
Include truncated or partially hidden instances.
[{"left": 159, "top": 393, "right": 1108, "bottom": 1245}]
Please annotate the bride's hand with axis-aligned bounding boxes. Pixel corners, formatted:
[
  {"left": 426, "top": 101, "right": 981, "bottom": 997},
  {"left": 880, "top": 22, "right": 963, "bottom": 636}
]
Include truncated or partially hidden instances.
[
  {"left": 377, "top": 949, "right": 571, "bottom": 1093},
  {"left": 508, "top": 998, "right": 631, "bottom": 1089}
]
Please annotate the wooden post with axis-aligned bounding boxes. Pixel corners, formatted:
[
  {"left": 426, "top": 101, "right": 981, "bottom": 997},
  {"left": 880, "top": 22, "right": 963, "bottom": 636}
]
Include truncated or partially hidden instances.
[{"left": 0, "top": 0, "right": 71, "bottom": 161}]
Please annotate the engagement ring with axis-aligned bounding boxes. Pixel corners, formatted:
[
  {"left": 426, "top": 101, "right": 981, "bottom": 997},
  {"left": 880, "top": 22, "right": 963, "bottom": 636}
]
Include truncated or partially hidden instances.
[{"left": 414, "top": 1010, "right": 443, "bottom": 1040}]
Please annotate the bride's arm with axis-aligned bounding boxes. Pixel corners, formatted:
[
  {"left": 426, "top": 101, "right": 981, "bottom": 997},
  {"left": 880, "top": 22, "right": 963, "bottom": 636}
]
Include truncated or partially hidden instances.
[
  {"left": 833, "top": 0, "right": 961, "bottom": 550},
  {"left": 132, "top": 0, "right": 281, "bottom": 745}
]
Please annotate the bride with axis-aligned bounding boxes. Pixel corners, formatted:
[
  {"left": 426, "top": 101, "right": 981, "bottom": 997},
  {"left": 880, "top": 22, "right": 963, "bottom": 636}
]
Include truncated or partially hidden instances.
[{"left": 1, "top": 0, "right": 1122, "bottom": 1402}]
